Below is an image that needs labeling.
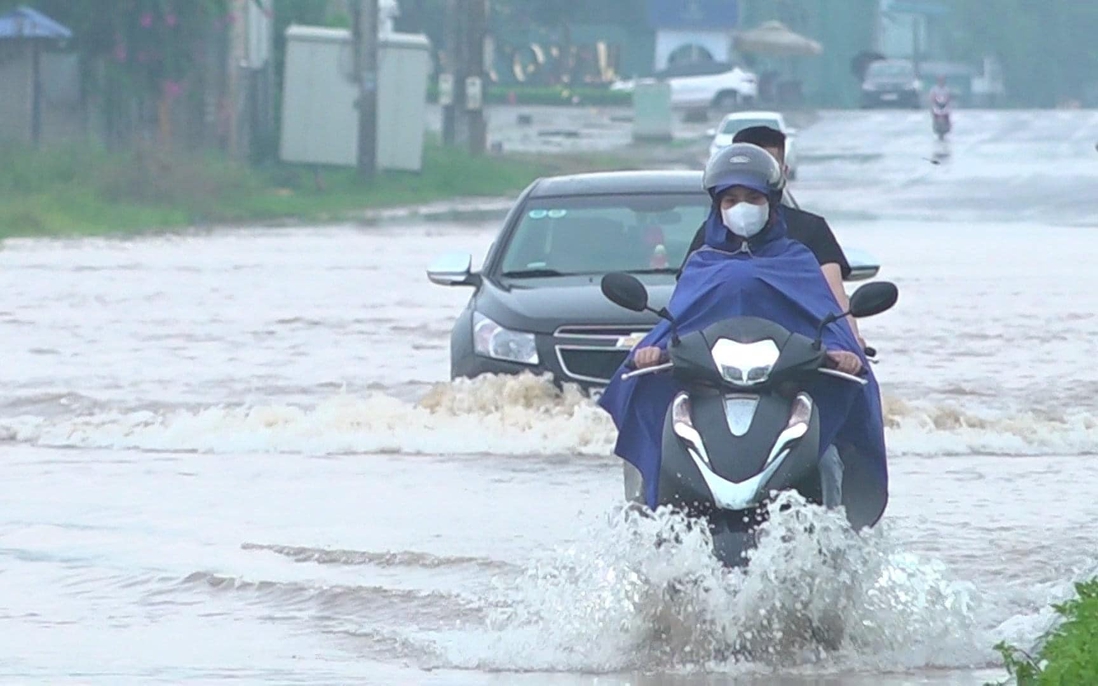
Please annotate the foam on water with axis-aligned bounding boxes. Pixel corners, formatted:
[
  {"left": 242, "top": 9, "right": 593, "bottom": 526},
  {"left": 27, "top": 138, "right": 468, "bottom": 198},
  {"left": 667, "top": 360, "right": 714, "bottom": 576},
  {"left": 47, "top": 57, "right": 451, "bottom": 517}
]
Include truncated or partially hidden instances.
[{"left": 4, "top": 374, "right": 1097, "bottom": 459}]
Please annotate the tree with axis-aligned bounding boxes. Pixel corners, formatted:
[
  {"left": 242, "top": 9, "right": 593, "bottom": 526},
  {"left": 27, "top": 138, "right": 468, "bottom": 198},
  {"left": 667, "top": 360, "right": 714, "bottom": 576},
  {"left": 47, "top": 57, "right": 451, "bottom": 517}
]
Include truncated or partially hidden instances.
[{"left": 949, "top": 0, "right": 1098, "bottom": 106}]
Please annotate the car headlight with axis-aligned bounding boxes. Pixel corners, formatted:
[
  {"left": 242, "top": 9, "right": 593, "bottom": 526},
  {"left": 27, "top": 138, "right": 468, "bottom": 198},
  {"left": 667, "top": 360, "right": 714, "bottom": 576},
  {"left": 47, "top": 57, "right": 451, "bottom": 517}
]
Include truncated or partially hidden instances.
[
  {"left": 473, "top": 312, "right": 539, "bottom": 365},
  {"left": 710, "top": 338, "right": 780, "bottom": 386}
]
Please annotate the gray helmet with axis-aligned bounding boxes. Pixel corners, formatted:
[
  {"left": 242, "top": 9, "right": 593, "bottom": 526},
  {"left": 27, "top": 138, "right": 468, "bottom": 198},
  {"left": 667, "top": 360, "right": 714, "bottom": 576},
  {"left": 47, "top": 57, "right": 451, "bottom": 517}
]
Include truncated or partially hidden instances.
[{"left": 702, "top": 142, "right": 785, "bottom": 201}]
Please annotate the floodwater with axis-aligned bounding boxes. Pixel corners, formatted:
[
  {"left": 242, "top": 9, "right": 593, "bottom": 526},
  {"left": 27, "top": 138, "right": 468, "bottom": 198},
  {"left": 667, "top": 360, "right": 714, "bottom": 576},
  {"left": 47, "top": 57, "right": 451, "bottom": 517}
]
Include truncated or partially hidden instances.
[{"left": 3, "top": 110, "right": 1098, "bottom": 685}]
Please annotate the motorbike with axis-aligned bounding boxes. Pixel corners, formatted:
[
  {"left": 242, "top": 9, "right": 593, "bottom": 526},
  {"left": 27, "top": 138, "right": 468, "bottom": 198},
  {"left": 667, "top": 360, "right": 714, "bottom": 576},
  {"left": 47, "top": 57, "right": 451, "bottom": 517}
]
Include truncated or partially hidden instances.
[
  {"left": 601, "top": 272, "right": 898, "bottom": 567},
  {"left": 931, "top": 94, "right": 952, "bottom": 141}
]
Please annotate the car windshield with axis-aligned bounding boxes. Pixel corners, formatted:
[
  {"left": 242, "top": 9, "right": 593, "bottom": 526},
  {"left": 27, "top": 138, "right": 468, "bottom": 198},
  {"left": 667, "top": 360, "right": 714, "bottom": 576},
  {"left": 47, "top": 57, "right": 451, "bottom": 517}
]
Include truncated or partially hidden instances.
[
  {"left": 868, "top": 62, "right": 914, "bottom": 79},
  {"left": 720, "top": 117, "right": 781, "bottom": 134},
  {"left": 498, "top": 193, "right": 710, "bottom": 277}
]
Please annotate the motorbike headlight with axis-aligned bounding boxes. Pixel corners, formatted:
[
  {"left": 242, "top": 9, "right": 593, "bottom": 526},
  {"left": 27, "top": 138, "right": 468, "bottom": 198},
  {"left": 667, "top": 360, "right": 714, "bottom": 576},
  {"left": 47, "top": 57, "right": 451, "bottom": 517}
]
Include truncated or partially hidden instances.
[
  {"left": 710, "top": 338, "right": 780, "bottom": 386},
  {"left": 473, "top": 312, "right": 539, "bottom": 365}
]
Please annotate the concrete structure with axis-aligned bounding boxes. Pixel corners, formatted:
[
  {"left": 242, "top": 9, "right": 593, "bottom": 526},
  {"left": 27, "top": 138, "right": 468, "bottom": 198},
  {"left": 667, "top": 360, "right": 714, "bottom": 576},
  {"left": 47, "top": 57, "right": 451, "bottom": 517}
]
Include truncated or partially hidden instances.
[
  {"left": 280, "top": 25, "right": 431, "bottom": 171},
  {"left": 0, "top": 6, "right": 79, "bottom": 146}
]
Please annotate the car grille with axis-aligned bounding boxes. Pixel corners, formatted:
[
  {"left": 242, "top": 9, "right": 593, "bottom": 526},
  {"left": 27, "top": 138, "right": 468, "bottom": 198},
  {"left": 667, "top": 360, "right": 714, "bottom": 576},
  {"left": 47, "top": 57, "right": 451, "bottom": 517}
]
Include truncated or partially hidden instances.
[
  {"left": 553, "top": 325, "right": 653, "bottom": 385},
  {"left": 557, "top": 348, "right": 631, "bottom": 385},
  {"left": 555, "top": 325, "right": 648, "bottom": 339}
]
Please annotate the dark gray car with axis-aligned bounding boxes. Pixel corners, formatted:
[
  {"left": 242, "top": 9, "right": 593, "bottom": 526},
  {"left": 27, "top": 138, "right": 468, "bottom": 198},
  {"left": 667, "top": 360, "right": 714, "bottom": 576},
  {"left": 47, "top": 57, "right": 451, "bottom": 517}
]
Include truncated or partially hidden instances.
[
  {"left": 860, "top": 59, "right": 923, "bottom": 109},
  {"left": 427, "top": 170, "right": 880, "bottom": 393}
]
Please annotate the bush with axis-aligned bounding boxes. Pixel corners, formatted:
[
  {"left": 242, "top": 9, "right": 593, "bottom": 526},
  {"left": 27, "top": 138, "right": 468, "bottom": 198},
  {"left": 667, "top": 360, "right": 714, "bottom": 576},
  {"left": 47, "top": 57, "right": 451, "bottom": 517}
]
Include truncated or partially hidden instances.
[
  {"left": 989, "top": 579, "right": 1098, "bottom": 686},
  {"left": 96, "top": 143, "right": 258, "bottom": 213}
]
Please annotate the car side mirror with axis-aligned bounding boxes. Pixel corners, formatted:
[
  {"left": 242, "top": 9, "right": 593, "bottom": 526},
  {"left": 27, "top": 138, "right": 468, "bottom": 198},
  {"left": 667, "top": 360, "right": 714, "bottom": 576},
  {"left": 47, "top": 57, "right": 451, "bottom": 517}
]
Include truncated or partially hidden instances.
[
  {"left": 705, "top": 128, "right": 717, "bottom": 137},
  {"left": 601, "top": 272, "right": 649, "bottom": 312},
  {"left": 843, "top": 247, "right": 880, "bottom": 282},
  {"left": 427, "top": 252, "right": 479, "bottom": 287},
  {"left": 849, "top": 281, "right": 899, "bottom": 318}
]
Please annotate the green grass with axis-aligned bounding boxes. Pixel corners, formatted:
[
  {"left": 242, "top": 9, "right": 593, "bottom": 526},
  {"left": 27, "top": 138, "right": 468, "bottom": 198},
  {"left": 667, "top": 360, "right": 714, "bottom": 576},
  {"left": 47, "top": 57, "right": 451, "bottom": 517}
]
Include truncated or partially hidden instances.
[
  {"left": 988, "top": 578, "right": 1098, "bottom": 686},
  {"left": 426, "top": 83, "right": 632, "bottom": 107},
  {"left": 0, "top": 142, "right": 638, "bottom": 238}
]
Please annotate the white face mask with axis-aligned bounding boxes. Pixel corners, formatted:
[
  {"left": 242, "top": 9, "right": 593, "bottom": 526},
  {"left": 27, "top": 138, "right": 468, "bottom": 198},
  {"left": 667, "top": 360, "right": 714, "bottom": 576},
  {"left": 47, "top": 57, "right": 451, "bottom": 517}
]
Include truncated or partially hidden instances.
[{"left": 721, "top": 202, "right": 769, "bottom": 238}]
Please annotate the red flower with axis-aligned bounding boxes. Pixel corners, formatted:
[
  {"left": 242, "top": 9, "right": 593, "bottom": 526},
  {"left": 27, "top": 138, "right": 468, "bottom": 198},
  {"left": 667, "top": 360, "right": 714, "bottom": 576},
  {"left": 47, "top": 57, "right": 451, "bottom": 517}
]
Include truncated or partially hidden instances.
[{"left": 162, "top": 80, "right": 184, "bottom": 99}]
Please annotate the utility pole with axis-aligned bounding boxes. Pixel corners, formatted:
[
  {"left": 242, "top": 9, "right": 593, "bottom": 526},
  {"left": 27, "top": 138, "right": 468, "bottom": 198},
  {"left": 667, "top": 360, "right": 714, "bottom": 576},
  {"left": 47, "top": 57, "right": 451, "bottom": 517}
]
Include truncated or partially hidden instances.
[
  {"left": 227, "top": 0, "right": 248, "bottom": 159},
  {"left": 441, "top": 0, "right": 467, "bottom": 147},
  {"left": 353, "top": 0, "right": 379, "bottom": 178},
  {"left": 442, "top": 0, "right": 487, "bottom": 154},
  {"left": 466, "top": 0, "right": 488, "bottom": 156}
]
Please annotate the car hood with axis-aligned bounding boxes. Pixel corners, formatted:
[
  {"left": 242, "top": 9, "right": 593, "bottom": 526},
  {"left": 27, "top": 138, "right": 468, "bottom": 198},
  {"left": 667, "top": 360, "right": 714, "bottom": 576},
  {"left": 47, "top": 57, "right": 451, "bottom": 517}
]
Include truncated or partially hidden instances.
[{"left": 478, "top": 274, "right": 675, "bottom": 334}]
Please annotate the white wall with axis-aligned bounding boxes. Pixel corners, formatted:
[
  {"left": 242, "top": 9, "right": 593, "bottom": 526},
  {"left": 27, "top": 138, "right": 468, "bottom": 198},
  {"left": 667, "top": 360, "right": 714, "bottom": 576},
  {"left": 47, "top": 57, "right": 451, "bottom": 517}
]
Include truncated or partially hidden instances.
[{"left": 653, "top": 29, "right": 730, "bottom": 71}]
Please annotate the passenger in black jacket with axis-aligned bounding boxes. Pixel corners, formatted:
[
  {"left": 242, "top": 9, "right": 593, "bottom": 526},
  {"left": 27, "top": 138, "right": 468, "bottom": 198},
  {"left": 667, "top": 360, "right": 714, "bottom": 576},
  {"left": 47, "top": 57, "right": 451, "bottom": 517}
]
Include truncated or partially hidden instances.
[{"left": 681, "top": 125, "right": 865, "bottom": 348}]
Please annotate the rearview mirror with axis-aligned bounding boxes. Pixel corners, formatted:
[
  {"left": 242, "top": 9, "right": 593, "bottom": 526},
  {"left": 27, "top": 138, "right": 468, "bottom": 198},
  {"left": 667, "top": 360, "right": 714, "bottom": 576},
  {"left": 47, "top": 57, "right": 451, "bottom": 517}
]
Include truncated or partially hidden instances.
[
  {"left": 601, "top": 272, "right": 649, "bottom": 312},
  {"left": 849, "top": 281, "right": 898, "bottom": 318},
  {"left": 427, "top": 252, "right": 478, "bottom": 287}
]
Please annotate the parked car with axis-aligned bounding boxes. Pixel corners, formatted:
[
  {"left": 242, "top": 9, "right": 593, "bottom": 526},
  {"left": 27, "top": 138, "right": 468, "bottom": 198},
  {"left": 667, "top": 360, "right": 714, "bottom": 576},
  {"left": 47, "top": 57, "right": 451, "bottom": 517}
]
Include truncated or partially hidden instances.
[
  {"left": 611, "top": 61, "right": 758, "bottom": 110},
  {"left": 706, "top": 110, "right": 799, "bottom": 179},
  {"left": 860, "top": 58, "right": 923, "bottom": 109},
  {"left": 427, "top": 171, "right": 881, "bottom": 393}
]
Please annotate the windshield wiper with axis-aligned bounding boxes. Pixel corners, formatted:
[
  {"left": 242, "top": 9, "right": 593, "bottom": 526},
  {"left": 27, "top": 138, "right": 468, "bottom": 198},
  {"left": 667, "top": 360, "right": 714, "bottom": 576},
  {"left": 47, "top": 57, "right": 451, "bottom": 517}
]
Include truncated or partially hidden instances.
[
  {"left": 625, "top": 267, "right": 678, "bottom": 274},
  {"left": 500, "top": 268, "right": 569, "bottom": 278}
]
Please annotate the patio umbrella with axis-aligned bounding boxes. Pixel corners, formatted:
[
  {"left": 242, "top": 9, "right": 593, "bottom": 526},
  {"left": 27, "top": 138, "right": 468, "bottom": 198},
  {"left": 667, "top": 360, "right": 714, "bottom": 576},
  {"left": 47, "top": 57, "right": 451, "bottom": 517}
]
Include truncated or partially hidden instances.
[{"left": 734, "top": 20, "right": 823, "bottom": 57}]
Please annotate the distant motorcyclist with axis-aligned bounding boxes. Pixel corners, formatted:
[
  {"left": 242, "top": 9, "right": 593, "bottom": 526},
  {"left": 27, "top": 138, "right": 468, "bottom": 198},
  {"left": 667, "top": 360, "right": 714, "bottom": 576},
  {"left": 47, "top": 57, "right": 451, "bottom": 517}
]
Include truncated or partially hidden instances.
[
  {"left": 929, "top": 76, "right": 952, "bottom": 140},
  {"left": 929, "top": 75, "right": 952, "bottom": 112}
]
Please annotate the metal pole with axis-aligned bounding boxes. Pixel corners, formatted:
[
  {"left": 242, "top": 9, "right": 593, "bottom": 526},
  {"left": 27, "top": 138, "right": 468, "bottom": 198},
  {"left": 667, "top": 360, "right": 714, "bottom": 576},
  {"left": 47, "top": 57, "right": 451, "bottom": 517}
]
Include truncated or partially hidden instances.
[
  {"left": 227, "top": 0, "right": 246, "bottom": 158},
  {"left": 31, "top": 39, "right": 41, "bottom": 147},
  {"left": 354, "top": 0, "right": 379, "bottom": 178},
  {"left": 441, "top": 0, "right": 456, "bottom": 145},
  {"left": 443, "top": 0, "right": 469, "bottom": 148},
  {"left": 466, "top": 0, "right": 487, "bottom": 155}
]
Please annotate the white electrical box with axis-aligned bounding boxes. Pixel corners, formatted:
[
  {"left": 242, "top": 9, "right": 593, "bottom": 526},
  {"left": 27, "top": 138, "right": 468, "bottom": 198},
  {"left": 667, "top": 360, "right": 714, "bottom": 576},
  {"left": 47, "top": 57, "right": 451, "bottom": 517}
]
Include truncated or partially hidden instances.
[
  {"left": 632, "top": 81, "right": 673, "bottom": 142},
  {"left": 280, "top": 25, "right": 431, "bottom": 171}
]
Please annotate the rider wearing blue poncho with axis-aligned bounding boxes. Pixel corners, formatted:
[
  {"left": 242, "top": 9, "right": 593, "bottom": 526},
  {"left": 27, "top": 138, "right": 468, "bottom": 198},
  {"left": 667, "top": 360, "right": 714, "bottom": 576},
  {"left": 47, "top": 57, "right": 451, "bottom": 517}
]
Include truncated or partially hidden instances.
[{"left": 597, "top": 143, "right": 888, "bottom": 529}]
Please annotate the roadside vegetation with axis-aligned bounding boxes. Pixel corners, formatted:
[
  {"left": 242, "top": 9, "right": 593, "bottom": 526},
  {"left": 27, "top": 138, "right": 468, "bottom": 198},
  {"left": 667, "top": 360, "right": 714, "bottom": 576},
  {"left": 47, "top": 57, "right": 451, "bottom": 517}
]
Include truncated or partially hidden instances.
[
  {"left": 0, "top": 141, "right": 638, "bottom": 238},
  {"left": 988, "top": 578, "right": 1098, "bottom": 685}
]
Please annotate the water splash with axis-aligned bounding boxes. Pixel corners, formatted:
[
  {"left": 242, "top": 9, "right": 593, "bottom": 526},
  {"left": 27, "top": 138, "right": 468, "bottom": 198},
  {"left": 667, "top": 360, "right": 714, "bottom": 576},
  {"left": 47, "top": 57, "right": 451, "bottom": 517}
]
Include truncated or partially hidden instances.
[{"left": 433, "top": 494, "right": 989, "bottom": 674}]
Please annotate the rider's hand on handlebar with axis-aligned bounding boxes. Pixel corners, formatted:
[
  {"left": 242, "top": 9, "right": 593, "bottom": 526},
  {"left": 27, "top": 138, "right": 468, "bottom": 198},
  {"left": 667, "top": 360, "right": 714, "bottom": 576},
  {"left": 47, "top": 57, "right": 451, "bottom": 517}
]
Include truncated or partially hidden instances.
[
  {"left": 826, "top": 350, "right": 863, "bottom": 376},
  {"left": 633, "top": 346, "right": 665, "bottom": 369}
]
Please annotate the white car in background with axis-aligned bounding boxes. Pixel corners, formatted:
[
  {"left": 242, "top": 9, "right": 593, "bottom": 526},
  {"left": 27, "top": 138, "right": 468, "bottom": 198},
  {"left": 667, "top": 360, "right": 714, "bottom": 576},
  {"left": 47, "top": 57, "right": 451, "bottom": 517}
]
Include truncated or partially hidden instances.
[
  {"left": 611, "top": 61, "right": 758, "bottom": 110},
  {"left": 707, "top": 110, "right": 800, "bottom": 179}
]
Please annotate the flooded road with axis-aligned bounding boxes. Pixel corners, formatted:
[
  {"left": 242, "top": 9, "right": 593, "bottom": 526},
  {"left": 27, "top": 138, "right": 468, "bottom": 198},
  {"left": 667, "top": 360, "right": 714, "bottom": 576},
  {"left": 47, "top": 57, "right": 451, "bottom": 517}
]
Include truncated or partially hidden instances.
[{"left": 4, "top": 110, "right": 1098, "bottom": 684}]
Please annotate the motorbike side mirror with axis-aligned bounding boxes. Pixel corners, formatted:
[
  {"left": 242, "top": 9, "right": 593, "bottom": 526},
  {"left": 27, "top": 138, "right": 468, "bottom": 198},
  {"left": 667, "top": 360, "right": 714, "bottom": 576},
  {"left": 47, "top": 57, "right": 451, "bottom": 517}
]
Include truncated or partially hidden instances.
[
  {"left": 814, "top": 281, "right": 899, "bottom": 349},
  {"left": 848, "top": 281, "right": 899, "bottom": 319},
  {"left": 601, "top": 272, "right": 649, "bottom": 312}
]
